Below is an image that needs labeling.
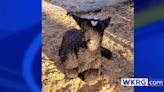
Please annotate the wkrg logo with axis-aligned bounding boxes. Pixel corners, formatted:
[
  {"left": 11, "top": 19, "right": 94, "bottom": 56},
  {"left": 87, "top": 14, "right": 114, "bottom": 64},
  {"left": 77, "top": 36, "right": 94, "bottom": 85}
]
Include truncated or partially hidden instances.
[{"left": 121, "top": 78, "right": 148, "bottom": 86}]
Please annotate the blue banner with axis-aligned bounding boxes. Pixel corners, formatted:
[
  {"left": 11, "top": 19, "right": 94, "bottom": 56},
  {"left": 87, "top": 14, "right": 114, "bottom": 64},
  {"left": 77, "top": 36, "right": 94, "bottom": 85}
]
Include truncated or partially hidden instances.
[
  {"left": 134, "top": 0, "right": 164, "bottom": 92},
  {"left": 0, "top": 0, "right": 41, "bottom": 92}
]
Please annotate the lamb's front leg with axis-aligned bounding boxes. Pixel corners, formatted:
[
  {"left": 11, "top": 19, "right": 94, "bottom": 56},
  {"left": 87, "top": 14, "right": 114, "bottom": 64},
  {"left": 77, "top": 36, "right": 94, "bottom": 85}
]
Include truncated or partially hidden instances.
[
  {"left": 83, "top": 68, "right": 100, "bottom": 85},
  {"left": 82, "top": 56, "right": 101, "bottom": 85},
  {"left": 64, "top": 53, "right": 79, "bottom": 79},
  {"left": 65, "top": 68, "right": 78, "bottom": 79}
]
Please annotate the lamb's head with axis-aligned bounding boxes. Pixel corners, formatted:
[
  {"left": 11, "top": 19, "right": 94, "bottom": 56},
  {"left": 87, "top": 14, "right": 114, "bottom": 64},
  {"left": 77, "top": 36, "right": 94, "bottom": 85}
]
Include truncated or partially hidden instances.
[{"left": 71, "top": 14, "right": 111, "bottom": 51}]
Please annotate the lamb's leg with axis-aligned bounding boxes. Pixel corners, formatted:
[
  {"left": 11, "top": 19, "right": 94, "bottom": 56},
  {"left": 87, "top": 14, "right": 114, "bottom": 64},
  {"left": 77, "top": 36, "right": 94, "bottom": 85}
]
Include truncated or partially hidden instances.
[
  {"left": 82, "top": 55, "right": 101, "bottom": 85},
  {"left": 65, "top": 68, "right": 78, "bottom": 79},
  {"left": 64, "top": 53, "right": 79, "bottom": 79},
  {"left": 101, "top": 47, "right": 112, "bottom": 59},
  {"left": 83, "top": 68, "right": 100, "bottom": 86}
]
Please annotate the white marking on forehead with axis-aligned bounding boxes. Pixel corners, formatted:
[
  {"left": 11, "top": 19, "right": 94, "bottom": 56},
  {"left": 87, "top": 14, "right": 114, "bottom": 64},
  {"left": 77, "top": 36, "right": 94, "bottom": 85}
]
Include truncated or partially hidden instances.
[
  {"left": 91, "top": 20, "right": 98, "bottom": 26},
  {"left": 87, "top": 17, "right": 99, "bottom": 20}
]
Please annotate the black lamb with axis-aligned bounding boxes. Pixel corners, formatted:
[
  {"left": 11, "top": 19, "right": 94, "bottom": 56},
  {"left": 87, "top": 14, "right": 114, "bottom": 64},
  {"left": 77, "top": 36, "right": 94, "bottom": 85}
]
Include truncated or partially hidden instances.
[{"left": 59, "top": 14, "right": 112, "bottom": 85}]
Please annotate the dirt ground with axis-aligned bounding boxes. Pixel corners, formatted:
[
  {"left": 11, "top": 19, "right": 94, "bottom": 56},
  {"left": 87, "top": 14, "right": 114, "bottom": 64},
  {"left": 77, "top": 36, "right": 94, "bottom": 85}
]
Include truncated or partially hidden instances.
[{"left": 42, "top": 1, "right": 134, "bottom": 92}]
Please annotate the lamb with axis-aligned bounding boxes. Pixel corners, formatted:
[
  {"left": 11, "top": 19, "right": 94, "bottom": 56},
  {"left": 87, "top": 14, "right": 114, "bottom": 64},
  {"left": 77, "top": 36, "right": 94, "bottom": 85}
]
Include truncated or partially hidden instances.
[{"left": 58, "top": 14, "right": 112, "bottom": 85}]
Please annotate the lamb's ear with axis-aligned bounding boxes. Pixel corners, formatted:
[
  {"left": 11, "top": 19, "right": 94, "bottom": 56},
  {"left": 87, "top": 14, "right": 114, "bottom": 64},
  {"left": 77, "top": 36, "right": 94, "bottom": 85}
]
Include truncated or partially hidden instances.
[
  {"left": 71, "top": 14, "right": 86, "bottom": 27},
  {"left": 101, "top": 17, "right": 111, "bottom": 29}
]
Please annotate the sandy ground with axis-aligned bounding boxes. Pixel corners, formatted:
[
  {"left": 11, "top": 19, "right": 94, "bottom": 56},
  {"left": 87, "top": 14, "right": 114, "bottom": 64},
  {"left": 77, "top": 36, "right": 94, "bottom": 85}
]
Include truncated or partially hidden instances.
[{"left": 42, "top": 1, "right": 134, "bottom": 92}]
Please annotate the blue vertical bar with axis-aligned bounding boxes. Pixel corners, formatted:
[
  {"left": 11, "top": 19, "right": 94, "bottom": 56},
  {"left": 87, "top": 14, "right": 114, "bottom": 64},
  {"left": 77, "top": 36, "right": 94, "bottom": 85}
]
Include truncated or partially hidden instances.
[{"left": 0, "top": 0, "right": 41, "bottom": 92}]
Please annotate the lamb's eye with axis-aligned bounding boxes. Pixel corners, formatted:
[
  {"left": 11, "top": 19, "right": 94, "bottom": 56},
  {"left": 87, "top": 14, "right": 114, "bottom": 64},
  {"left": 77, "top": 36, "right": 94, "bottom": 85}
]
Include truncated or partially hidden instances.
[
  {"left": 87, "top": 39, "right": 91, "bottom": 44},
  {"left": 82, "top": 28, "right": 87, "bottom": 32},
  {"left": 83, "top": 30, "right": 87, "bottom": 32}
]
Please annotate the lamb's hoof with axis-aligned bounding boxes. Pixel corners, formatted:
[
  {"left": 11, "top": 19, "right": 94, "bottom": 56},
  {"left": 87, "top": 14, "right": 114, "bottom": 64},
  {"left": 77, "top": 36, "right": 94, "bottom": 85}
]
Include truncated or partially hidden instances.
[
  {"left": 84, "top": 69, "right": 100, "bottom": 86},
  {"left": 66, "top": 68, "right": 78, "bottom": 79},
  {"left": 101, "top": 47, "right": 112, "bottom": 59}
]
